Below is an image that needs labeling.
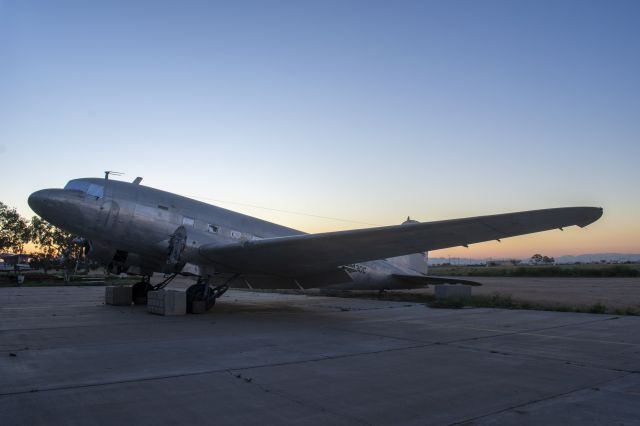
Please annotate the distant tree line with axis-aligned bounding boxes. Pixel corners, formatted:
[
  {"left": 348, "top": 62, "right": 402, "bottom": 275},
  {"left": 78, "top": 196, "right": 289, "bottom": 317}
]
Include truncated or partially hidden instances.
[
  {"left": 530, "top": 253, "right": 555, "bottom": 265},
  {"left": 0, "top": 202, "right": 31, "bottom": 253},
  {"left": 0, "top": 201, "right": 81, "bottom": 273}
]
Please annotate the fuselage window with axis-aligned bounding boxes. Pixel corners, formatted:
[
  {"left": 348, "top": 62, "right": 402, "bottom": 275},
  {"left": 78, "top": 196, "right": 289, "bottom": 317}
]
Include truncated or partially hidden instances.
[
  {"left": 230, "top": 230, "right": 242, "bottom": 239},
  {"left": 207, "top": 224, "right": 219, "bottom": 233},
  {"left": 158, "top": 205, "right": 169, "bottom": 210},
  {"left": 183, "top": 217, "right": 195, "bottom": 226}
]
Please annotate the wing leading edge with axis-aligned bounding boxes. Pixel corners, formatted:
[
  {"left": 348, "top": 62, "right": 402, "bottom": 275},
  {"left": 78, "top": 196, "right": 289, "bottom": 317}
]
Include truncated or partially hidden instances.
[{"left": 198, "top": 207, "right": 603, "bottom": 276}]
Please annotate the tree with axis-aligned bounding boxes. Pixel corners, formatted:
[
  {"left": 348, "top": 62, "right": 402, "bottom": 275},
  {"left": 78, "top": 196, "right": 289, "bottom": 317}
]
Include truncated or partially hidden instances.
[
  {"left": 28, "top": 252, "right": 59, "bottom": 275},
  {"left": 531, "top": 254, "right": 555, "bottom": 265},
  {"left": 29, "top": 216, "right": 76, "bottom": 257},
  {"left": 530, "top": 254, "right": 543, "bottom": 265},
  {"left": 29, "top": 216, "right": 81, "bottom": 279},
  {"left": 0, "top": 202, "right": 31, "bottom": 253}
]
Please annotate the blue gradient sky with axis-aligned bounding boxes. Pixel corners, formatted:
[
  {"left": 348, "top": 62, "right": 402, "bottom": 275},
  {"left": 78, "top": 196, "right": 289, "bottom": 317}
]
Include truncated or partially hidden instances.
[{"left": 1, "top": 0, "right": 639, "bottom": 258}]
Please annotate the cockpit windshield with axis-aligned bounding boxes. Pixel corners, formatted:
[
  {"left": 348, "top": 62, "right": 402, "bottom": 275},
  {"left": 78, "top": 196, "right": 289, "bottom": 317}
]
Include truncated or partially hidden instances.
[{"left": 64, "top": 180, "right": 104, "bottom": 199}]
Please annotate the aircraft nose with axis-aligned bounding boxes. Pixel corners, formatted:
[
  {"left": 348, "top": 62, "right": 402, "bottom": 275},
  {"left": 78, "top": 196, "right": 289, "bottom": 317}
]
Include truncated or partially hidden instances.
[
  {"left": 28, "top": 189, "right": 51, "bottom": 216},
  {"left": 28, "top": 188, "right": 80, "bottom": 229}
]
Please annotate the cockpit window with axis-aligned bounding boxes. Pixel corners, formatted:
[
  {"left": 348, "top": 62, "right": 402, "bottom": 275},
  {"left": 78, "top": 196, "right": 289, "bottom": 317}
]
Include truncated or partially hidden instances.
[
  {"left": 64, "top": 180, "right": 104, "bottom": 199},
  {"left": 64, "top": 180, "right": 90, "bottom": 192},
  {"left": 87, "top": 184, "right": 104, "bottom": 198}
]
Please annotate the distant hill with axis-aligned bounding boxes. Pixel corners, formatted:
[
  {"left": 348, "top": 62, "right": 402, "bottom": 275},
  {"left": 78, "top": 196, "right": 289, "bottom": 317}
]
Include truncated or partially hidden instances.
[
  {"left": 428, "top": 253, "right": 640, "bottom": 265},
  {"left": 554, "top": 253, "right": 640, "bottom": 264},
  {"left": 428, "top": 257, "right": 486, "bottom": 266}
]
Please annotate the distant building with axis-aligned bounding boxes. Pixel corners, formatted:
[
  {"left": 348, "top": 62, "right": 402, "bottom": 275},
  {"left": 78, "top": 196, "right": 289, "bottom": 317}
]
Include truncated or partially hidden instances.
[{"left": 0, "top": 253, "right": 31, "bottom": 271}]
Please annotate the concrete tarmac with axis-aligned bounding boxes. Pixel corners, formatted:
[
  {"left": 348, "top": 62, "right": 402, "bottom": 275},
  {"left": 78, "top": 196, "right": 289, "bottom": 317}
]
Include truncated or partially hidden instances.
[{"left": 1, "top": 286, "right": 639, "bottom": 425}]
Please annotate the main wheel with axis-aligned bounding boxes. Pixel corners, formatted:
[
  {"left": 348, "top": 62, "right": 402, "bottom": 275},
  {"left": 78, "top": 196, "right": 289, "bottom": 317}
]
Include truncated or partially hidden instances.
[
  {"left": 186, "top": 283, "right": 216, "bottom": 313},
  {"left": 132, "top": 281, "right": 151, "bottom": 305}
]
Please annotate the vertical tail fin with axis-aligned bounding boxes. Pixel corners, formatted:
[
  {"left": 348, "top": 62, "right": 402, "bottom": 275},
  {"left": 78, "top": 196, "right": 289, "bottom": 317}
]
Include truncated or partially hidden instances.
[{"left": 386, "top": 217, "right": 429, "bottom": 275}]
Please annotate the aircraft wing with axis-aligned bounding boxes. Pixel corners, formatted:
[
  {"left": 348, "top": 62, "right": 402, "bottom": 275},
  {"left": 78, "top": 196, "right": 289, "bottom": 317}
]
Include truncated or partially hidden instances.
[{"left": 198, "top": 207, "right": 602, "bottom": 276}]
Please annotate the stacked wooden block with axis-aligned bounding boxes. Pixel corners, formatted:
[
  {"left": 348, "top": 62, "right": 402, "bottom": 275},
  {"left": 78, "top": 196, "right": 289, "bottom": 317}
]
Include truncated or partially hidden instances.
[
  {"left": 147, "top": 289, "right": 186, "bottom": 315},
  {"left": 105, "top": 286, "right": 132, "bottom": 306}
]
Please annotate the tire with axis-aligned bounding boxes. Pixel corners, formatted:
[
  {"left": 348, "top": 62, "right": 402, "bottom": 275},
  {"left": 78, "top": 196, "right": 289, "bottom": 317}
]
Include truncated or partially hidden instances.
[
  {"left": 132, "top": 281, "right": 150, "bottom": 305},
  {"left": 186, "top": 283, "right": 216, "bottom": 313}
]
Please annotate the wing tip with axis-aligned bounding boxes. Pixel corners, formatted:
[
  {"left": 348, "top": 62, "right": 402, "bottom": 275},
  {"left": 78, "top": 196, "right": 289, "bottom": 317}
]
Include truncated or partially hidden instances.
[{"left": 577, "top": 206, "right": 604, "bottom": 228}]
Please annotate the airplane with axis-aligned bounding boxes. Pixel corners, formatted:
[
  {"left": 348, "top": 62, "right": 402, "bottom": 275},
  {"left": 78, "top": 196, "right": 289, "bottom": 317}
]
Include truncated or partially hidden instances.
[{"left": 28, "top": 176, "right": 603, "bottom": 312}]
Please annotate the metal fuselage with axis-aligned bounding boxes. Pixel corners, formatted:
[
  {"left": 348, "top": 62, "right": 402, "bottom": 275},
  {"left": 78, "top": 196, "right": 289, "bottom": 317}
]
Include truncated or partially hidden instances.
[{"left": 28, "top": 178, "right": 424, "bottom": 289}]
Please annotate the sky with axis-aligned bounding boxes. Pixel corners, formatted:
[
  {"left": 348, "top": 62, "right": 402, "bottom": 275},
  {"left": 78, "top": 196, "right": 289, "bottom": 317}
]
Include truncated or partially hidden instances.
[{"left": 1, "top": 0, "right": 639, "bottom": 259}]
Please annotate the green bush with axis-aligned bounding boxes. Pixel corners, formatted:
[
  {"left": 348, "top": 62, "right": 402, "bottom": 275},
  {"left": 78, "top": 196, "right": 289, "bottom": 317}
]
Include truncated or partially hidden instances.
[
  {"left": 588, "top": 303, "right": 607, "bottom": 314},
  {"left": 471, "top": 294, "right": 515, "bottom": 308},
  {"left": 429, "top": 298, "right": 467, "bottom": 309}
]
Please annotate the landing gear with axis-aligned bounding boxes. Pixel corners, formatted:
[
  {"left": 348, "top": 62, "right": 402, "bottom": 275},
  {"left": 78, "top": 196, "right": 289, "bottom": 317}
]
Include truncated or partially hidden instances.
[
  {"left": 132, "top": 276, "right": 152, "bottom": 305},
  {"left": 186, "top": 283, "right": 216, "bottom": 313},
  {"left": 186, "top": 274, "right": 236, "bottom": 313},
  {"left": 131, "top": 274, "right": 178, "bottom": 305}
]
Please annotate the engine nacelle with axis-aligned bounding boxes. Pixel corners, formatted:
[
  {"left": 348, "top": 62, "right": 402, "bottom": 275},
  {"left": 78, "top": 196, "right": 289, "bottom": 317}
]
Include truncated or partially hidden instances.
[{"left": 163, "top": 226, "right": 217, "bottom": 276}]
